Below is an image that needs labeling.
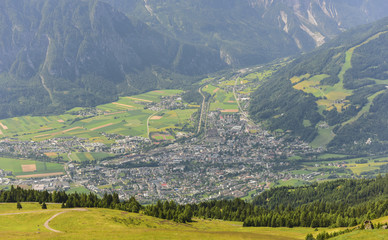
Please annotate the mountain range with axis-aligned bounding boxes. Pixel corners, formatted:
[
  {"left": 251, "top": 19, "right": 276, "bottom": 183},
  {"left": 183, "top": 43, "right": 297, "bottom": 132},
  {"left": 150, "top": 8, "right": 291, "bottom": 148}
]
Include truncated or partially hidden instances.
[
  {"left": 1, "top": 0, "right": 388, "bottom": 119},
  {"left": 102, "top": 0, "right": 388, "bottom": 66}
]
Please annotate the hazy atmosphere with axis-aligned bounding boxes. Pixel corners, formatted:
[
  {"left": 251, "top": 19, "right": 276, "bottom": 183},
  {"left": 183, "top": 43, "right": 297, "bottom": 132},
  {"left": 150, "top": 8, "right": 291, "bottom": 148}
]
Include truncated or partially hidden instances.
[{"left": 0, "top": 1, "right": 387, "bottom": 239}]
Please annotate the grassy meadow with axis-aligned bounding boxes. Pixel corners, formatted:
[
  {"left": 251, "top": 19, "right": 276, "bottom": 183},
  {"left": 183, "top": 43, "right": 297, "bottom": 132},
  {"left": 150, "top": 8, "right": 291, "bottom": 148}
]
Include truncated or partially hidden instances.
[
  {"left": 2, "top": 203, "right": 384, "bottom": 240},
  {"left": 0, "top": 203, "right": 386, "bottom": 240},
  {"left": 0, "top": 157, "right": 64, "bottom": 177}
]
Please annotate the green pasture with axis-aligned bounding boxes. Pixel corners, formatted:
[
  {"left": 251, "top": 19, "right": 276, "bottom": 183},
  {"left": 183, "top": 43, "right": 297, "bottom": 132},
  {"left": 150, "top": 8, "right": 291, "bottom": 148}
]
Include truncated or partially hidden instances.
[
  {"left": 274, "top": 179, "right": 310, "bottom": 188},
  {"left": 347, "top": 161, "right": 387, "bottom": 175},
  {"left": 0, "top": 157, "right": 63, "bottom": 176},
  {"left": 0, "top": 203, "right": 361, "bottom": 240},
  {"left": 290, "top": 74, "right": 311, "bottom": 84},
  {"left": 317, "top": 154, "right": 349, "bottom": 160},
  {"left": 67, "top": 152, "right": 114, "bottom": 162},
  {"left": 310, "top": 127, "right": 335, "bottom": 148},
  {"left": 208, "top": 88, "right": 238, "bottom": 111},
  {"left": 202, "top": 84, "right": 219, "bottom": 95},
  {"left": 0, "top": 114, "right": 74, "bottom": 140},
  {"left": 66, "top": 185, "right": 91, "bottom": 194},
  {"left": 0, "top": 89, "right": 187, "bottom": 143},
  {"left": 242, "top": 70, "right": 273, "bottom": 82},
  {"left": 149, "top": 109, "right": 197, "bottom": 132}
]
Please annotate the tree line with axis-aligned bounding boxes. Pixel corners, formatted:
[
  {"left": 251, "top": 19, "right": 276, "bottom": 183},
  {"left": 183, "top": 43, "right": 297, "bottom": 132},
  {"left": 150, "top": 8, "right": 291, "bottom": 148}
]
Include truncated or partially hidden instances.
[{"left": 1, "top": 175, "right": 387, "bottom": 227}]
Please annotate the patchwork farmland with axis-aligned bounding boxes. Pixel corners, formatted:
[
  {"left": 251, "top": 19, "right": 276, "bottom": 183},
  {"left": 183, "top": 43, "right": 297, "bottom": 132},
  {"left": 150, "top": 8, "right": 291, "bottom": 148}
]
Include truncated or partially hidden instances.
[{"left": 0, "top": 89, "right": 195, "bottom": 144}]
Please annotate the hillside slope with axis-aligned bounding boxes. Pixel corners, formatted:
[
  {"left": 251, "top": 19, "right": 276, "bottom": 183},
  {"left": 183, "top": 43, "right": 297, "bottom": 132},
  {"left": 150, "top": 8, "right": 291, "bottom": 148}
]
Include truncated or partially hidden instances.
[
  {"left": 0, "top": 0, "right": 226, "bottom": 118},
  {"left": 1, "top": 203, "right": 387, "bottom": 240},
  {"left": 102, "top": 0, "right": 388, "bottom": 66},
  {"left": 249, "top": 17, "right": 388, "bottom": 153}
]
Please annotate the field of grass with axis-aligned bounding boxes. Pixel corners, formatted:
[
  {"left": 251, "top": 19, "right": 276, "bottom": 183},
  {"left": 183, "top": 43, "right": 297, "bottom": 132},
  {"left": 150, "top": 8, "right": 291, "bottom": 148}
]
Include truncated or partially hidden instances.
[
  {"left": 332, "top": 215, "right": 388, "bottom": 240},
  {"left": 66, "top": 152, "right": 114, "bottom": 162},
  {"left": 310, "top": 127, "right": 335, "bottom": 148},
  {"left": 208, "top": 88, "right": 238, "bottom": 111},
  {"left": 317, "top": 154, "right": 349, "bottom": 159},
  {"left": 293, "top": 73, "right": 351, "bottom": 112},
  {"left": 202, "top": 84, "right": 219, "bottom": 95},
  {"left": 347, "top": 161, "right": 387, "bottom": 175},
  {"left": 65, "top": 186, "right": 91, "bottom": 194},
  {"left": 296, "top": 155, "right": 388, "bottom": 178},
  {"left": 0, "top": 89, "right": 189, "bottom": 143},
  {"left": 149, "top": 109, "right": 197, "bottom": 132},
  {"left": 290, "top": 74, "right": 311, "bottom": 84},
  {"left": 0, "top": 203, "right": 369, "bottom": 240},
  {"left": 274, "top": 179, "right": 310, "bottom": 187},
  {"left": 0, "top": 157, "right": 64, "bottom": 177}
]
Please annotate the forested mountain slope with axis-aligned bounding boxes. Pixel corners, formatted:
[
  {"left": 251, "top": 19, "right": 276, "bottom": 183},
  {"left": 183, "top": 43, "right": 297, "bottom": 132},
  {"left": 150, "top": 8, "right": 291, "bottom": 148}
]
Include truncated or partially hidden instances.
[
  {"left": 249, "top": 17, "right": 388, "bottom": 153},
  {"left": 102, "top": 0, "right": 388, "bottom": 66},
  {"left": 0, "top": 0, "right": 226, "bottom": 118}
]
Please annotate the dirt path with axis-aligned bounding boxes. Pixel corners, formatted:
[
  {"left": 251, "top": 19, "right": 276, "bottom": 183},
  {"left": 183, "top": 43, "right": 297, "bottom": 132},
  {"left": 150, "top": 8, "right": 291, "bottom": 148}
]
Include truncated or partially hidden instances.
[
  {"left": 90, "top": 123, "right": 114, "bottom": 131},
  {"left": 44, "top": 209, "right": 88, "bottom": 233},
  {"left": 0, "top": 121, "right": 8, "bottom": 130},
  {"left": 112, "top": 102, "right": 134, "bottom": 108},
  {"left": 0, "top": 208, "right": 88, "bottom": 233},
  {"left": 147, "top": 111, "right": 162, "bottom": 138}
]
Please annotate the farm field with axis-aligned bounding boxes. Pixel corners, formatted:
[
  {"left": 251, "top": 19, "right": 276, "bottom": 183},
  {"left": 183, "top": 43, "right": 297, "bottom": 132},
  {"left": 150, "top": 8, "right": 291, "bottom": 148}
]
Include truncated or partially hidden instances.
[
  {"left": 1, "top": 203, "right": 381, "bottom": 240},
  {"left": 0, "top": 89, "right": 193, "bottom": 143},
  {"left": 63, "top": 152, "right": 114, "bottom": 162},
  {"left": 149, "top": 109, "right": 197, "bottom": 133},
  {"left": 298, "top": 155, "right": 388, "bottom": 177},
  {"left": 203, "top": 84, "right": 238, "bottom": 112},
  {"left": 0, "top": 157, "right": 64, "bottom": 177}
]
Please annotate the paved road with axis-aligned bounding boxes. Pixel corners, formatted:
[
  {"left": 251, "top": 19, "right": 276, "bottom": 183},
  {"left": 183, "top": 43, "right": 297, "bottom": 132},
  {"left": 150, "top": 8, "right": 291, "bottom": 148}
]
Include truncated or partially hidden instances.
[{"left": 197, "top": 86, "right": 206, "bottom": 133}]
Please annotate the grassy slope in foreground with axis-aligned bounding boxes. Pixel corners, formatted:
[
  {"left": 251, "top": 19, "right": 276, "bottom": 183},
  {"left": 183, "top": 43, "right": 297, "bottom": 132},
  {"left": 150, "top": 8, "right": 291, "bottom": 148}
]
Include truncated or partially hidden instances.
[{"left": 0, "top": 203, "right": 372, "bottom": 240}]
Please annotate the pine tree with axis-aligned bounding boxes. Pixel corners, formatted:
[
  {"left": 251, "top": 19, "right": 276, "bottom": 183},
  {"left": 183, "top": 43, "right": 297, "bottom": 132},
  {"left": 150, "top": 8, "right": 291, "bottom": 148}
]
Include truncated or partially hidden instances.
[
  {"left": 305, "top": 233, "right": 315, "bottom": 240},
  {"left": 42, "top": 202, "right": 47, "bottom": 209},
  {"left": 17, "top": 201, "right": 22, "bottom": 210}
]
